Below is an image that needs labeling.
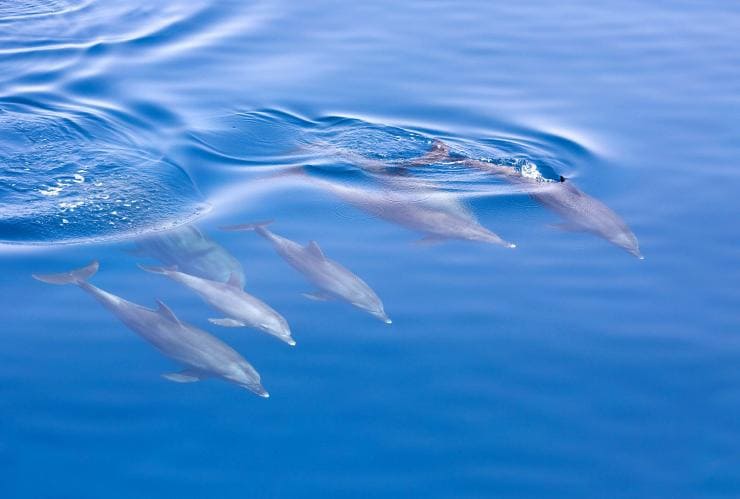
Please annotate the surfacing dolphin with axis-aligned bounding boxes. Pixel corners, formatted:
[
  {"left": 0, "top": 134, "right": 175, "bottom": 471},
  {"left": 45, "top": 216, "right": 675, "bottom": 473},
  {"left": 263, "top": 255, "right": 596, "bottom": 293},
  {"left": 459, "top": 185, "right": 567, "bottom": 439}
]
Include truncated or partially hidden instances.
[
  {"left": 406, "top": 140, "right": 642, "bottom": 258},
  {"left": 32, "top": 261, "right": 269, "bottom": 397},
  {"left": 138, "top": 264, "right": 295, "bottom": 346},
  {"left": 294, "top": 169, "right": 515, "bottom": 248},
  {"left": 221, "top": 222, "right": 392, "bottom": 324},
  {"left": 132, "top": 224, "right": 247, "bottom": 288}
]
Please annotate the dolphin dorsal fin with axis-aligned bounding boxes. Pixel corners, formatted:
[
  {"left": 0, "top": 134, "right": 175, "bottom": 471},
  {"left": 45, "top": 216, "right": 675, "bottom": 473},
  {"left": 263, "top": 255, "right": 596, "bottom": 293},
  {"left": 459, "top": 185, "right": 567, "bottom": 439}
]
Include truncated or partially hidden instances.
[
  {"left": 226, "top": 272, "right": 242, "bottom": 289},
  {"left": 155, "top": 300, "right": 181, "bottom": 325},
  {"left": 306, "top": 240, "right": 325, "bottom": 260}
]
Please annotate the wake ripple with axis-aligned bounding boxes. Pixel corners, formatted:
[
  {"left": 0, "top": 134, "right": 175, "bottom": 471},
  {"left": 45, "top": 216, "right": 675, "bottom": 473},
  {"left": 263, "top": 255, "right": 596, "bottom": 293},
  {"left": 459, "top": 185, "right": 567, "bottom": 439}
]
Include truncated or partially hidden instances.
[{"left": 0, "top": 103, "right": 206, "bottom": 245}]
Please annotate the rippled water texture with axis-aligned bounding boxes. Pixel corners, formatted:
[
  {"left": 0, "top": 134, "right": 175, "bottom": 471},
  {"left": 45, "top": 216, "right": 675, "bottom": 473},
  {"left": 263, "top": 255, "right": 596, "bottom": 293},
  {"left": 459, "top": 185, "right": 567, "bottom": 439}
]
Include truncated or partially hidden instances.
[
  {"left": 2, "top": 0, "right": 740, "bottom": 498},
  {"left": 0, "top": 104, "right": 205, "bottom": 243}
]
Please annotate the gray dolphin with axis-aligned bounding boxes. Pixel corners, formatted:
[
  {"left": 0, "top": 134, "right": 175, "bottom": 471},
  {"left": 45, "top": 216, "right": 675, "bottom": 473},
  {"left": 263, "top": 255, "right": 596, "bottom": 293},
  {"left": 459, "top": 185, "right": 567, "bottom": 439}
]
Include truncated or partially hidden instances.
[
  {"left": 463, "top": 158, "right": 642, "bottom": 258},
  {"left": 297, "top": 171, "right": 515, "bottom": 248},
  {"left": 138, "top": 264, "right": 295, "bottom": 346},
  {"left": 32, "top": 261, "right": 269, "bottom": 397},
  {"left": 527, "top": 179, "right": 642, "bottom": 258},
  {"left": 133, "top": 225, "right": 246, "bottom": 288},
  {"left": 398, "top": 140, "right": 642, "bottom": 258},
  {"left": 221, "top": 222, "right": 392, "bottom": 324}
]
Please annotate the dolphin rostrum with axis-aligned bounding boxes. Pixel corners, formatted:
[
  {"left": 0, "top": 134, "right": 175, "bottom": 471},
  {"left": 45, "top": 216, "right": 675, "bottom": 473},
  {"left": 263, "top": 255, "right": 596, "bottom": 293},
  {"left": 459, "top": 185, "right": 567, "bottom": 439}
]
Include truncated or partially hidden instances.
[
  {"left": 32, "top": 261, "right": 269, "bottom": 397},
  {"left": 295, "top": 170, "right": 515, "bottom": 248},
  {"left": 133, "top": 224, "right": 247, "bottom": 288},
  {"left": 221, "top": 222, "right": 392, "bottom": 324},
  {"left": 403, "top": 140, "right": 642, "bottom": 258},
  {"left": 138, "top": 264, "right": 295, "bottom": 346}
]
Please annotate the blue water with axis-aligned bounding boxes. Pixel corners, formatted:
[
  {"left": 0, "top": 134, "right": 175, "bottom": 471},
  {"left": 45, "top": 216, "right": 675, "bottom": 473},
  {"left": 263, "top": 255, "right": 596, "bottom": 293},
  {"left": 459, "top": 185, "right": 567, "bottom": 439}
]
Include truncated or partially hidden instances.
[{"left": 1, "top": 0, "right": 739, "bottom": 497}]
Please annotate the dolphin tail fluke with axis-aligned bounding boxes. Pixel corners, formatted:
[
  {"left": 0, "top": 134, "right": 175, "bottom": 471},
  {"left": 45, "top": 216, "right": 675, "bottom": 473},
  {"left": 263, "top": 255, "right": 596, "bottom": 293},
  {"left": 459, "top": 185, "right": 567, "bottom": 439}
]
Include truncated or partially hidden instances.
[
  {"left": 32, "top": 260, "right": 99, "bottom": 285},
  {"left": 220, "top": 220, "right": 274, "bottom": 233},
  {"left": 137, "top": 263, "right": 177, "bottom": 275}
]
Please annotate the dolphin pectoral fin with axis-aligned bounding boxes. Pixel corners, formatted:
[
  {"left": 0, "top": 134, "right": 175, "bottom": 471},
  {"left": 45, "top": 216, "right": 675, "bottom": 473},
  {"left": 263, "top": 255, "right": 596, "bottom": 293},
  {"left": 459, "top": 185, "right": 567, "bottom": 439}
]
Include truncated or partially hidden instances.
[
  {"left": 162, "top": 369, "right": 207, "bottom": 383},
  {"left": 305, "top": 240, "right": 326, "bottom": 260},
  {"left": 155, "top": 300, "right": 182, "bottom": 326},
  {"left": 302, "top": 291, "right": 333, "bottom": 301},
  {"left": 414, "top": 236, "right": 447, "bottom": 245},
  {"left": 208, "top": 318, "right": 246, "bottom": 327}
]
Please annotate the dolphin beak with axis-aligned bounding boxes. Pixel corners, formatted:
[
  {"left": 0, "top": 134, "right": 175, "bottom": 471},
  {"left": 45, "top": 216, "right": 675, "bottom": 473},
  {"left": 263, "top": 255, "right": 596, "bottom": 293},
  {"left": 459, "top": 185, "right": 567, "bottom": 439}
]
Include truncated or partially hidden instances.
[
  {"left": 629, "top": 248, "right": 644, "bottom": 259},
  {"left": 243, "top": 382, "right": 270, "bottom": 398},
  {"left": 376, "top": 313, "right": 392, "bottom": 324},
  {"left": 287, "top": 337, "right": 297, "bottom": 346}
]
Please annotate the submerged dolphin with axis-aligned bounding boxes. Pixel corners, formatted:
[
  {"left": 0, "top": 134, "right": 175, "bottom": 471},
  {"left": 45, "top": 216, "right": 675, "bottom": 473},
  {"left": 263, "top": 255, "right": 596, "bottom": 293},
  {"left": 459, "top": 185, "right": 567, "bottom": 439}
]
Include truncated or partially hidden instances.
[
  {"left": 295, "top": 170, "right": 515, "bottom": 248},
  {"left": 465, "top": 158, "right": 642, "bottom": 258},
  {"left": 400, "top": 140, "right": 642, "bottom": 258},
  {"left": 221, "top": 222, "right": 392, "bottom": 324},
  {"left": 133, "top": 225, "right": 246, "bottom": 288},
  {"left": 527, "top": 179, "right": 642, "bottom": 258},
  {"left": 138, "top": 264, "right": 295, "bottom": 346},
  {"left": 32, "top": 261, "right": 269, "bottom": 397}
]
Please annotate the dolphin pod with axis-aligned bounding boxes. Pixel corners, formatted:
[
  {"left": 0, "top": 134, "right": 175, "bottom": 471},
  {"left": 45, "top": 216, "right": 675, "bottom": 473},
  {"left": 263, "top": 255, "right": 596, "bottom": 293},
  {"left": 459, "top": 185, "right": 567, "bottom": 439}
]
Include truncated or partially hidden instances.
[
  {"left": 397, "top": 140, "right": 642, "bottom": 258},
  {"left": 138, "top": 264, "right": 295, "bottom": 346},
  {"left": 221, "top": 221, "right": 392, "bottom": 324},
  {"left": 32, "top": 261, "right": 269, "bottom": 398},
  {"left": 30, "top": 134, "right": 641, "bottom": 399}
]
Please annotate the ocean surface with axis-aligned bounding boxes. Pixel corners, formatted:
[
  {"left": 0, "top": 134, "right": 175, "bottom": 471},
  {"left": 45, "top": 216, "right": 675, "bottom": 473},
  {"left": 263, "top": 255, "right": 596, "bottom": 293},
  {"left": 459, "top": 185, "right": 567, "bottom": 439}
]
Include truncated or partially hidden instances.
[{"left": 1, "top": 0, "right": 739, "bottom": 497}]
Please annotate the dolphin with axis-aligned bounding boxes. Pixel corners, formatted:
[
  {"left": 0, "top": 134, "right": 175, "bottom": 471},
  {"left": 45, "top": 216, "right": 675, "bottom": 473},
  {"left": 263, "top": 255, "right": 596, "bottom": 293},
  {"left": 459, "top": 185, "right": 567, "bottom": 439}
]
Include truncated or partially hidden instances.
[
  {"left": 526, "top": 178, "right": 642, "bottom": 258},
  {"left": 295, "top": 170, "right": 515, "bottom": 248},
  {"left": 221, "top": 222, "right": 392, "bottom": 324},
  {"left": 398, "top": 140, "right": 642, "bottom": 258},
  {"left": 32, "top": 261, "right": 269, "bottom": 397},
  {"left": 138, "top": 264, "right": 295, "bottom": 346},
  {"left": 464, "top": 158, "right": 642, "bottom": 258},
  {"left": 132, "top": 225, "right": 246, "bottom": 288}
]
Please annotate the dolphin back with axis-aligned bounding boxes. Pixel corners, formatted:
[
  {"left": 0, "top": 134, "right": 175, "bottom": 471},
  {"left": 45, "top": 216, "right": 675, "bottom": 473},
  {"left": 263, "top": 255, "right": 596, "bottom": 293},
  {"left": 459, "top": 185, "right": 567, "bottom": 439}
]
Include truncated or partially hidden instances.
[{"left": 32, "top": 260, "right": 99, "bottom": 285}]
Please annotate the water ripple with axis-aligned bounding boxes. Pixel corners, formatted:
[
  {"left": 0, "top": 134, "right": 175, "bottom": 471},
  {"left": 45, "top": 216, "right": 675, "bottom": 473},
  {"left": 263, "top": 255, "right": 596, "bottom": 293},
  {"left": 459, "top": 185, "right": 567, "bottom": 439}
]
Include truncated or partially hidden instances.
[
  {"left": 186, "top": 108, "right": 595, "bottom": 206},
  {"left": 0, "top": 102, "right": 207, "bottom": 245},
  {"left": 0, "top": 0, "right": 92, "bottom": 22}
]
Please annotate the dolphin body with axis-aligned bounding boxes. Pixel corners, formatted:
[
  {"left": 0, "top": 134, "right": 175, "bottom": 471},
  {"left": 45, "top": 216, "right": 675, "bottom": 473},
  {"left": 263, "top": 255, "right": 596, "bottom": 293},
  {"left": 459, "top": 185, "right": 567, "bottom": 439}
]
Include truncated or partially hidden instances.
[
  {"left": 133, "top": 225, "right": 246, "bottom": 288},
  {"left": 297, "top": 171, "right": 515, "bottom": 248},
  {"left": 222, "top": 222, "right": 392, "bottom": 324},
  {"left": 527, "top": 178, "right": 642, "bottom": 258},
  {"left": 32, "top": 261, "right": 269, "bottom": 397},
  {"left": 138, "top": 264, "right": 295, "bottom": 346}
]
